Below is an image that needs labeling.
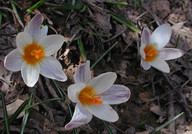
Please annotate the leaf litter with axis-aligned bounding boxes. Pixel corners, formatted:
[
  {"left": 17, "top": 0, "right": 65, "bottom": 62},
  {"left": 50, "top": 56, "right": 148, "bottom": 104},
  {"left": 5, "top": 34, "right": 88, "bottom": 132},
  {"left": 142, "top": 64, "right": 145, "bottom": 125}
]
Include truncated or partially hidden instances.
[{"left": 0, "top": 0, "right": 192, "bottom": 133}]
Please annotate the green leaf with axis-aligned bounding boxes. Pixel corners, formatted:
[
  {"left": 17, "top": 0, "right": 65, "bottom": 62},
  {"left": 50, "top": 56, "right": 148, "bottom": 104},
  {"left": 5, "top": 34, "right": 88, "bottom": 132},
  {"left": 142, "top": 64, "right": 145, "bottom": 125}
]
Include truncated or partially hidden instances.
[
  {"left": 150, "top": 112, "right": 184, "bottom": 134},
  {"left": 20, "top": 91, "right": 33, "bottom": 134},
  {"left": 1, "top": 98, "right": 30, "bottom": 134},
  {"left": 51, "top": 4, "right": 84, "bottom": 10},
  {"left": 110, "top": 14, "right": 141, "bottom": 33},
  {"left": 132, "top": 0, "right": 141, "bottom": 6},
  {"left": 0, "top": 12, "right": 2, "bottom": 30},
  {"left": 105, "top": 1, "right": 128, "bottom": 6},
  {"left": 102, "top": 121, "right": 113, "bottom": 134},
  {"left": 1, "top": 92, "right": 10, "bottom": 134},
  {"left": 23, "top": 98, "right": 63, "bottom": 111},
  {"left": 27, "top": 0, "right": 48, "bottom": 13},
  {"left": 90, "top": 32, "right": 108, "bottom": 37},
  {"left": 78, "top": 38, "right": 87, "bottom": 61},
  {"left": 90, "top": 42, "right": 118, "bottom": 70}
]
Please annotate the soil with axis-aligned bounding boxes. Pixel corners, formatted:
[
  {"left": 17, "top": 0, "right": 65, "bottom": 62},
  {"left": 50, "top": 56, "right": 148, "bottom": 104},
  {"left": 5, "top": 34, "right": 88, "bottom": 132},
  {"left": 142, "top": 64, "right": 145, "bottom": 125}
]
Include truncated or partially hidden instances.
[{"left": 0, "top": 0, "right": 192, "bottom": 134}]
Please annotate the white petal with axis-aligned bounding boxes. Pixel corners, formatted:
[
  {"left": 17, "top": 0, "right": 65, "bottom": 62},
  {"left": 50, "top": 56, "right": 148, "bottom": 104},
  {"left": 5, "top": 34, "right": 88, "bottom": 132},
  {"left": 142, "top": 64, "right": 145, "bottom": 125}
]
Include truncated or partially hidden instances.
[
  {"left": 150, "top": 24, "right": 172, "bottom": 49},
  {"left": 149, "top": 58, "right": 170, "bottom": 73},
  {"left": 16, "top": 32, "right": 32, "bottom": 54},
  {"left": 35, "top": 26, "right": 48, "bottom": 42},
  {"left": 158, "top": 48, "right": 184, "bottom": 60},
  {"left": 87, "top": 72, "right": 117, "bottom": 94},
  {"left": 86, "top": 104, "right": 119, "bottom": 122},
  {"left": 21, "top": 62, "right": 40, "bottom": 87},
  {"left": 4, "top": 49, "right": 22, "bottom": 72},
  {"left": 141, "top": 26, "right": 150, "bottom": 46},
  {"left": 68, "top": 83, "right": 86, "bottom": 103},
  {"left": 141, "top": 59, "right": 151, "bottom": 70},
  {"left": 74, "top": 60, "right": 91, "bottom": 84},
  {"left": 100, "top": 84, "right": 131, "bottom": 105},
  {"left": 38, "top": 35, "right": 65, "bottom": 56},
  {"left": 65, "top": 103, "right": 92, "bottom": 130},
  {"left": 140, "top": 45, "right": 146, "bottom": 59},
  {"left": 40, "top": 57, "right": 67, "bottom": 81},
  {"left": 24, "top": 14, "right": 45, "bottom": 42}
]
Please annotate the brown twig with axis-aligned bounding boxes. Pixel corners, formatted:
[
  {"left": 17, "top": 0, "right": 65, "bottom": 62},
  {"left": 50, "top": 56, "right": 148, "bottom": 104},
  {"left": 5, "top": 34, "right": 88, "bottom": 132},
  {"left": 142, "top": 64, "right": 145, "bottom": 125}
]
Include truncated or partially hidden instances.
[
  {"left": 163, "top": 73, "right": 192, "bottom": 120},
  {"left": 45, "top": 78, "right": 68, "bottom": 111}
]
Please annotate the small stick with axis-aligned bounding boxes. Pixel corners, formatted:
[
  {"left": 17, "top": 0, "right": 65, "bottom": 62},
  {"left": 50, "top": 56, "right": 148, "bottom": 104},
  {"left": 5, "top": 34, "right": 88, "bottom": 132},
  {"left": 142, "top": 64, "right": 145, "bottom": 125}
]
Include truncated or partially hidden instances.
[{"left": 163, "top": 73, "right": 192, "bottom": 120}]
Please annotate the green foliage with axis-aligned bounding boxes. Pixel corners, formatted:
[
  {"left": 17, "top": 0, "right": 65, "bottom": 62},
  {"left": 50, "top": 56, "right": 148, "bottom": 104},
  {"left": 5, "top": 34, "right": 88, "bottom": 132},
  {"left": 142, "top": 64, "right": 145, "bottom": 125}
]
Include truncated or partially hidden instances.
[
  {"left": 20, "top": 91, "right": 33, "bottom": 134},
  {"left": 150, "top": 112, "right": 184, "bottom": 134},
  {"left": 105, "top": 1, "right": 128, "bottom": 6},
  {"left": 110, "top": 14, "right": 141, "bottom": 34},
  {"left": 90, "top": 42, "right": 118, "bottom": 70},
  {"left": 78, "top": 38, "right": 87, "bottom": 61},
  {"left": 1, "top": 92, "right": 10, "bottom": 134}
]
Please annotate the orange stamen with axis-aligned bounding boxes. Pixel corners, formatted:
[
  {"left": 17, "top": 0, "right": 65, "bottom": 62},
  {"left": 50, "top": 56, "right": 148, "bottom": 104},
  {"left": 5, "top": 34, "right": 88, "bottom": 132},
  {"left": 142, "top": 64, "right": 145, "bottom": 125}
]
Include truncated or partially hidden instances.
[
  {"left": 143, "top": 45, "right": 158, "bottom": 62},
  {"left": 31, "top": 49, "right": 44, "bottom": 59},
  {"left": 22, "top": 42, "right": 45, "bottom": 66},
  {"left": 78, "top": 87, "right": 103, "bottom": 106}
]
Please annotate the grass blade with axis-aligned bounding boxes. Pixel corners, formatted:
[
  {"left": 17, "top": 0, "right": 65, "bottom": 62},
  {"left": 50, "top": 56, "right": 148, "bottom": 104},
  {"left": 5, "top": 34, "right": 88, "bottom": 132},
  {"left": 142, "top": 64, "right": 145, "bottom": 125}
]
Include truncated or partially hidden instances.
[
  {"left": 23, "top": 97, "right": 63, "bottom": 111},
  {"left": 78, "top": 38, "right": 87, "bottom": 61},
  {"left": 90, "top": 42, "right": 118, "bottom": 70},
  {"left": 20, "top": 91, "right": 33, "bottom": 134},
  {"left": 27, "top": 0, "right": 47, "bottom": 13},
  {"left": 51, "top": 4, "right": 84, "bottom": 10},
  {"left": 91, "top": 32, "right": 108, "bottom": 37},
  {"left": 1, "top": 98, "right": 30, "bottom": 134},
  {"left": 52, "top": 80, "right": 64, "bottom": 99},
  {"left": 150, "top": 112, "right": 184, "bottom": 134},
  {"left": 102, "top": 121, "right": 113, "bottom": 134},
  {"left": 132, "top": 0, "right": 141, "bottom": 6},
  {"left": 0, "top": 12, "right": 2, "bottom": 27},
  {"left": 11, "top": 0, "right": 24, "bottom": 27},
  {"left": 105, "top": 1, "right": 128, "bottom": 6},
  {"left": 1, "top": 92, "right": 10, "bottom": 134},
  {"left": 110, "top": 14, "right": 141, "bottom": 33},
  {"left": 52, "top": 80, "right": 78, "bottom": 134}
]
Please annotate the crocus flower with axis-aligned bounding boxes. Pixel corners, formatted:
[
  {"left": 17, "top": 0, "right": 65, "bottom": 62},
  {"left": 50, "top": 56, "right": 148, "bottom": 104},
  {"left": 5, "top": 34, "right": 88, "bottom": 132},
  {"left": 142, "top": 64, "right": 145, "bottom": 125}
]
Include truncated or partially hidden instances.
[
  {"left": 4, "top": 14, "right": 67, "bottom": 87},
  {"left": 140, "top": 24, "right": 184, "bottom": 73},
  {"left": 65, "top": 60, "right": 131, "bottom": 130}
]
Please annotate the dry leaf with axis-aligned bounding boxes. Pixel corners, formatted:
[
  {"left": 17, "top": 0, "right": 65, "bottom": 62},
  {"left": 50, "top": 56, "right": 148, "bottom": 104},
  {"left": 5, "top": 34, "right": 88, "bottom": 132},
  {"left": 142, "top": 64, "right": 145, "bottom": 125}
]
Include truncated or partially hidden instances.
[{"left": 0, "top": 99, "right": 25, "bottom": 118}]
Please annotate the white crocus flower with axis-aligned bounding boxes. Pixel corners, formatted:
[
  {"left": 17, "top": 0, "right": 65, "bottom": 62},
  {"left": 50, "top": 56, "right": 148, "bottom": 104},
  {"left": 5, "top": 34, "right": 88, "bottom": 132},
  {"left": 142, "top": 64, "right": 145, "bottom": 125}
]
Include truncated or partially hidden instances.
[
  {"left": 65, "top": 60, "right": 131, "bottom": 130},
  {"left": 140, "top": 24, "right": 184, "bottom": 73},
  {"left": 4, "top": 14, "right": 67, "bottom": 87}
]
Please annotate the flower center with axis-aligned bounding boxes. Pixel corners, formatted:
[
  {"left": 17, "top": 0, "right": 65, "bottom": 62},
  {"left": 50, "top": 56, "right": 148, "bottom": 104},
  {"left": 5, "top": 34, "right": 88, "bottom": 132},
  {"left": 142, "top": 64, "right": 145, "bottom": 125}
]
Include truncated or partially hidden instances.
[
  {"left": 78, "top": 86, "right": 103, "bottom": 106},
  {"left": 22, "top": 42, "right": 45, "bottom": 65},
  {"left": 143, "top": 45, "right": 158, "bottom": 62}
]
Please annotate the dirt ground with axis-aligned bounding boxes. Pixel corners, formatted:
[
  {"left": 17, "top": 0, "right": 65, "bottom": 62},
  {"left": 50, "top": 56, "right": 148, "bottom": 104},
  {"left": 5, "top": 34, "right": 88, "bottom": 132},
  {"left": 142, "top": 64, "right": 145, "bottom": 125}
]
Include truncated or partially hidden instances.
[{"left": 0, "top": 0, "right": 192, "bottom": 134}]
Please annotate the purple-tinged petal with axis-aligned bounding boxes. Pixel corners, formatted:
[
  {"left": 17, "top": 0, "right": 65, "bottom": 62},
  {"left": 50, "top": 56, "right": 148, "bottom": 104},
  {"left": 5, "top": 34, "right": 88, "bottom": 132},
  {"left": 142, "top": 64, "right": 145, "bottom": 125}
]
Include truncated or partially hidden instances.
[
  {"left": 4, "top": 49, "right": 23, "bottom": 72},
  {"left": 87, "top": 72, "right": 117, "bottom": 94},
  {"left": 158, "top": 48, "right": 184, "bottom": 60},
  {"left": 40, "top": 56, "right": 67, "bottom": 81},
  {"left": 100, "top": 84, "right": 131, "bottom": 105},
  {"left": 149, "top": 58, "right": 170, "bottom": 73},
  {"left": 74, "top": 60, "right": 91, "bottom": 84},
  {"left": 38, "top": 35, "right": 65, "bottom": 56},
  {"left": 24, "top": 14, "right": 45, "bottom": 42},
  {"left": 141, "top": 59, "right": 151, "bottom": 70},
  {"left": 86, "top": 103, "right": 119, "bottom": 122},
  {"left": 68, "top": 83, "right": 86, "bottom": 103},
  {"left": 21, "top": 62, "right": 40, "bottom": 87},
  {"left": 141, "top": 26, "right": 150, "bottom": 46},
  {"left": 150, "top": 24, "right": 172, "bottom": 49},
  {"left": 65, "top": 103, "right": 92, "bottom": 130}
]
